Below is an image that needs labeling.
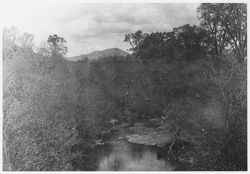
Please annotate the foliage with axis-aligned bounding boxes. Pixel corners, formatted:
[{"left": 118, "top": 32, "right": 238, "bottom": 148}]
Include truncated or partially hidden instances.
[
  {"left": 18, "top": 32, "right": 35, "bottom": 50},
  {"left": 173, "top": 24, "right": 210, "bottom": 61},
  {"left": 87, "top": 56, "right": 162, "bottom": 118},
  {"left": 124, "top": 30, "right": 148, "bottom": 55},
  {"left": 3, "top": 50, "right": 80, "bottom": 170},
  {"left": 3, "top": 27, "right": 35, "bottom": 58},
  {"left": 124, "top": 24, "right": 210, "bottom": 63},
  {"left": 198, "top": 3, "right": 247, "bottom": 61},
  {"left": 121, "top": 3, "right": 247, "bottom": 170},
  {"left": 200, "top": 53, "right": 247, "bottom": 170},
  {"left": 36, "top": 41, "right": 52, "bottom": 57},
  {"left": 3, "top": 3, "right": 247, "bottom": 171},
  {"left": 2, "top": 27, "right": 20, "bottom": 60},
  {"left": 47, "top": 34, "right": 68, "bottom": 56},
  {"left": 3, "top": 26, "right": 20, "bottom": 44}
]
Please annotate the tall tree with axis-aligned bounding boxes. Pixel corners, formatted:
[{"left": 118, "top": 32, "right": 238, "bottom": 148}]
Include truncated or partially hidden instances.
[
  {"left": 198, "top": 3, "right": 247, "bottom": 62},
  {"left": 3, "top": 26, "right": 19, "bottom": 44},
  {"left": 124, "top": 30, "right": 148, "bottom": 57},
  {"left": 47, "top": 34, "right": 68, "bottom": 56},
  {"left": 173, "top": 24, "right": 210, "bottom": 61},
  {"left": 136, "top": 32, "right": 175, "bottom": 61},
  {"left": 18, "top": 32, "right": 34, "bottom": 50},
  {"left": 124, "top": 25, "right": 209, "bottom": 62},
  {"left": 37, "top": 41, "right": 51, "bottom": 57},
  {"left": 3, "top": 27, "right": 20, "bottom": 59}
]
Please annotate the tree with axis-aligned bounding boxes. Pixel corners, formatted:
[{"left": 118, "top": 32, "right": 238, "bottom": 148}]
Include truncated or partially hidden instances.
[
  {"left": 124, "top": 26, "right": 209, "bottom": 63},
  {"left": 3, "top": 44, "right": 78, "bottom": 170},
  {"left": 3, "top": 27, "right": 20, "bottom": 59},
  {"left": 198, "top": 3, "right": 247, "bottom": 62},
  {"left": 3, "top": 26, "right": 19, "bottom": 44},
  {"left": 18, "top": 32, "right": 35, "bottom": 50},
  {"left": 201, "top": 53, "right": 247, "bottom": 170},
  {"left": 124, "top": 30, "right": 148, "bottom": 57},
  {"left": 47, "top": 34, "right": 68, "bottom": 56},
  {"left": 173, "top": 24, "right": 210, "bottom": 62},
  {"left": 124, "top": 30, "right": 177, "bottom": 62},
  {"left": 37, "top": 41, "right": 52, "bottom": 57},
  {"left": 137, "top": 32, "right": 175, "bottom": 61}
]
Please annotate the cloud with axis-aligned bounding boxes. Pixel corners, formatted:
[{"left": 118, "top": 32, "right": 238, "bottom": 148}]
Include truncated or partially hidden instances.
[{"left": 3, "top": 3, "right": 200, "bottom": 56}]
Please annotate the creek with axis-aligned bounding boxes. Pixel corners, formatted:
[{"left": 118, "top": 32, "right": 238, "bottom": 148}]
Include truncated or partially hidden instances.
[
  {"left": 74, "top": 119, "right": 192, "bottom": 171},
  {"left": 76, "top": 139, "right": 177, "bottom": 171}
]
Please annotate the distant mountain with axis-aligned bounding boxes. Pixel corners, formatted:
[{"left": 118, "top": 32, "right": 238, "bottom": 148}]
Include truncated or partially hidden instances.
[{"left": 66, "top": 48, "right": 130, "bottom": 61}]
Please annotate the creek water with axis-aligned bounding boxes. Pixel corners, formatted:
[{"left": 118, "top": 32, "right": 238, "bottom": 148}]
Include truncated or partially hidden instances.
[{"left": 76, "top": 139, "right": 177, "bottom": 171}]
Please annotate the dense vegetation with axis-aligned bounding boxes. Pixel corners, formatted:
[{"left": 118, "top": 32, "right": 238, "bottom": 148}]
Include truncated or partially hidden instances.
[{"left": 3, "top": 3, "right": 247, "bottom": 171}]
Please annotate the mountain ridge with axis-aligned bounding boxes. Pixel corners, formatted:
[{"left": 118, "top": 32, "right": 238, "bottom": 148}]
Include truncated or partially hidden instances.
[{"left": 65, "top": 48, "right": 130, "bottom": 61}]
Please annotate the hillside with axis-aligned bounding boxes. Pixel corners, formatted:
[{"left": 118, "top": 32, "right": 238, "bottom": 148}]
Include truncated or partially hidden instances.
[{"left": 66, "top": 48, "right": 130, "bottom": 61}]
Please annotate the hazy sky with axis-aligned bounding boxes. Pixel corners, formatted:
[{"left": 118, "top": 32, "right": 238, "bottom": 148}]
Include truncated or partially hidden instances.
[{"left": 3, "top": 2, "right": 200, "bottom": 56}]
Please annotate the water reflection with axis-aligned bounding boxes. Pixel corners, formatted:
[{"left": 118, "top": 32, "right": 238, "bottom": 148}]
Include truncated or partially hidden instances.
[{"left": 79, "top": 140, "right": 175, "bottom": 171}]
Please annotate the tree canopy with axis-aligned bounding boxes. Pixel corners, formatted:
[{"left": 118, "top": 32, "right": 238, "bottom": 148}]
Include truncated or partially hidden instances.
[
  {"left": 125, "top": 3, "right": 247, "bottom": 63},
  {"left": 47, "top": 34, "right": 68, "bottom": 56},
  {"left": 19, "top": 32, "right": 35, "bottom": 50},
  {"left": 198, "top": 3, "right": 247, "bottom": 61}
]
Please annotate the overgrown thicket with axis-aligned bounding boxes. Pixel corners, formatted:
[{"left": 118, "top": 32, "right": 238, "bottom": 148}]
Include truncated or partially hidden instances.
[
  {"left": 86, "top": 48, "right": 247, "bottom": 171},
  {"left": 88, "top": 3, "right": 247, "bottom": 170},
  {"left": 3, "top": 50, "right": 78, "bottom": 170},
  {"left": 2, "top": 30, "right": 103, "bottom": 170}
]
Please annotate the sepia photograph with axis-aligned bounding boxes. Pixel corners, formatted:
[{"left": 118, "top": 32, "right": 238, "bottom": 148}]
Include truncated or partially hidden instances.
[{"left": 2, "top": 0, "right": 248, "bottom": 171}]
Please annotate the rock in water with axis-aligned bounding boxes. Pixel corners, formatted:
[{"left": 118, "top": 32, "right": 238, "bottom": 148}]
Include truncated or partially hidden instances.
[
  {"left": 125, "top": 132, "right": 172, "bottom": 147},
  {"left": 134, "top": 122, "right": 144, "bottom": 126}
]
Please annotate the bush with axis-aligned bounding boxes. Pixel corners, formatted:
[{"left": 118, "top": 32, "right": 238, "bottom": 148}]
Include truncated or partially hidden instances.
[{"left": 3, "top": 51, "right": 78, "bottom": 170}]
